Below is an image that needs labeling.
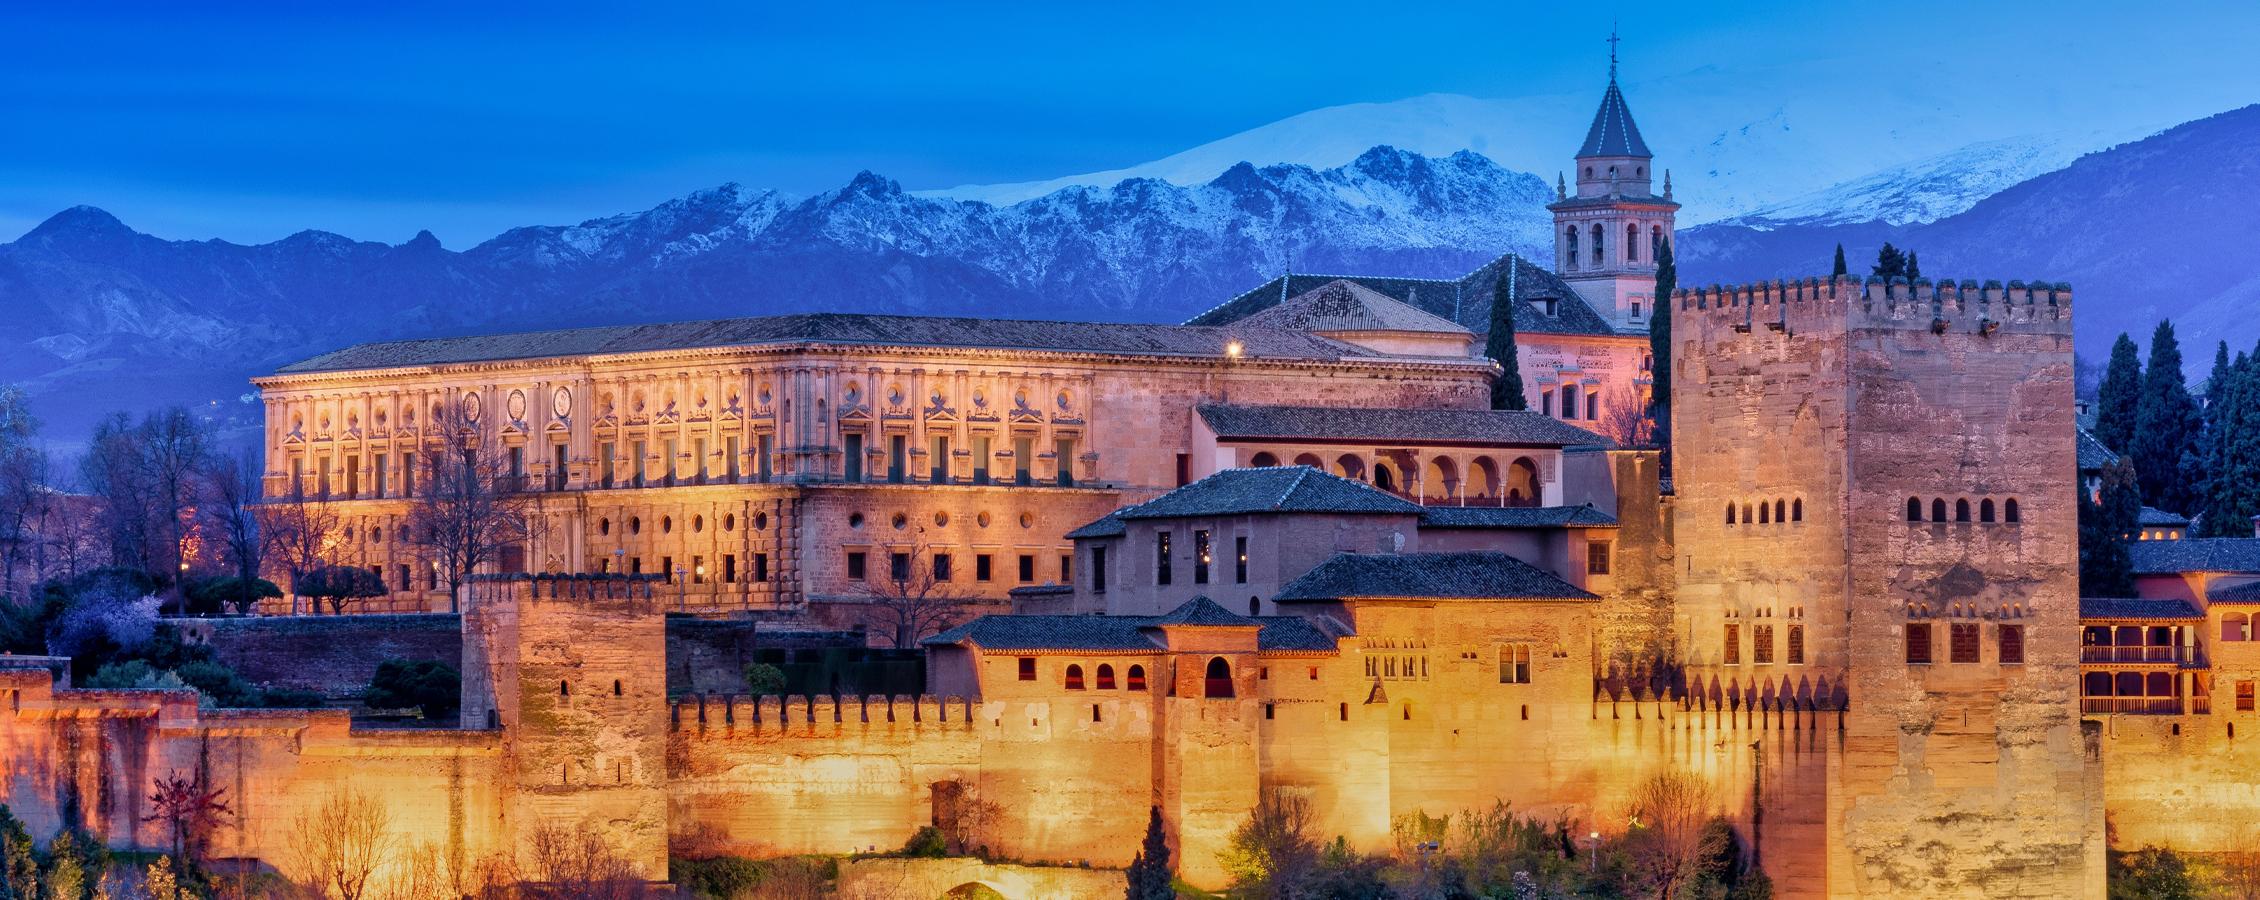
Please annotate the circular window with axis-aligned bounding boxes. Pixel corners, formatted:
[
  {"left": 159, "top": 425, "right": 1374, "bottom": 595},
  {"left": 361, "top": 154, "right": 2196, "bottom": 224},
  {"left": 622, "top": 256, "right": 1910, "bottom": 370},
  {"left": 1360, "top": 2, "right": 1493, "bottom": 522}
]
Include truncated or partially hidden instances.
[
  {"left": 848, "top": 513, "right": 864, "bottom": 529},
  {"left": 1019, "top": 512, "right": 1034, "bottom": 529},
  {"left": 722, "top": 514, "right": 736, "bottom": 531},
  {"left": 977, "top": 511, "right": 992, "bottom": 528},
  {"left": 755, "top": 512, "right": 769, "bottom": 531},
  {"left": 933, "top": 511, "right": 950, "bottom": 528},
  {"left": 692, "top": 515, "right": 704, "bottom": 533},
  {"left": 629, "top": 517, "right": 642, "bottom": 535},
  {"left": 891, "top": 512, "right": 908, "bottom": 530},
  {"left": 599, "top": 518, "right": 611, "bottom": 536},
  {"left": 661, "top": 516, "right": 673, "bottom": 534}
]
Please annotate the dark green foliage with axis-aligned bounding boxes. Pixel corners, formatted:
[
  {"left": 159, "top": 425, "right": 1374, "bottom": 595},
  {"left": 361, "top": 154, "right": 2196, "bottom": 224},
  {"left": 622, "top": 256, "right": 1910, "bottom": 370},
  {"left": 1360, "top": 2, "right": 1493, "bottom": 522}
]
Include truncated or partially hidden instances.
[
  {"left": 1309, "top": 838, "right": 1390, "bottom": 900},
  {"left": 39, "top": 828, "right": 105, "bottom": 900},
  {"left": 295, "top": 566, "right": 387, "bottom": 615},
  {"left": 2095, "top": 333, "right": 2144, "bottom": 454},
  {"left": 84, "top": 660, "right": 185, "bottom": 691},
  {"left": 1904, "top": 251, "right": 1921, "bottom": 281},
  {"left": 1487, "top": 273, "right": 1527, "bottom": 411},
  {"left": 742, "top": 662, "right": 787, "bottom": 696},
  {"left": 2082, "top": 460, "right": 2140, "bottom": 597},
  {"left": 669, "top": 855, "right": 766, "bottom": 900},
  {"left": 1683, "top": 818, "right": 1771, "bottom": 900},
  {"left": 1649, "top": 237, "right": 1676, "bottom": 444},
  {"left": 1831, "top": 243, "right": 1847, "bottom": 277},
  {"left": 2134, "top": 321, "right": 2205, "bottom": 513},
  {"left": 1871, "top": 243, "right": 1908, "bottom": 280},
  {"left": 1125, "top": 806, "right": 1173, "bottom": 900},
  {"left": 258, "top": 687, "right": 325, "bottom": 708},
  {"left": 0, "top": 805, "right": 35, "bottom": 900},
  {"left": 2199, "top": 344, "right": 2260, "bottom": 538},
  {"left": 181, "top": 576, "right": 280, "bottom": 616},
  {"left": 175, "top": 660, "right": 261, "bottom": 708},
  {"left": 2109, "top": 846, "right": 2201, "bottom": 900},
  {"left": 363, "top": 659, "right": 461, "bottom": 718},
  {"left": 900, "top": 825, "right": 949, "bottom": 858}
]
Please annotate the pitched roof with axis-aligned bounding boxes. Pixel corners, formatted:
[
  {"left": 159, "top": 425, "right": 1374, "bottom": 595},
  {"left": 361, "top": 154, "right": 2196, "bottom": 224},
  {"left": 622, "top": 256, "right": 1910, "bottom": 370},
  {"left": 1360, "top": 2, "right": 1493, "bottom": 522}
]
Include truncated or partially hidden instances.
[
  {"left": 2210, "top": 580, "right": 2260, "bottom": 603},
  {"left": 1197, "top": 404, "right": 1610, "bottom": 448},
  {"left": 2077, "top": 428, "right": 2121, "bottom": 471},
  {"left": 2140, "top": 507, "right": 2190, "bottom": 527},
  {"left": 2130, "top": 538, "right": 2260, "bottom": 575},
  {"left": 1185, "top": 254, "right": 1633, "bottom": 338},
  {"left": 1577, "top": 78, "right": 1652, "bottom": 159},
  {"left": 2079, "top": 596, "right": 2203, "bottom": 620},
  {"left": 274, "top": 311, "right": 1409, "bottom": 375},
  {"left": 1418, "top": 505, "right": 1618, "bottom": 529},
  {"left": 1274, "top": 551, "right": 1596, "bottom": 602},
  {"left": 922, "top": 598, "right": 1336, "bottom": 652},
  {"left": 1063, "top": 512, "right": 1127, "bottom": 540},
  {"left": 1112, "top": 466, "right": 1423, "bottom": 521},
  {"left": 1233, "top": 279, "right": 1472, "bottom": 336}
]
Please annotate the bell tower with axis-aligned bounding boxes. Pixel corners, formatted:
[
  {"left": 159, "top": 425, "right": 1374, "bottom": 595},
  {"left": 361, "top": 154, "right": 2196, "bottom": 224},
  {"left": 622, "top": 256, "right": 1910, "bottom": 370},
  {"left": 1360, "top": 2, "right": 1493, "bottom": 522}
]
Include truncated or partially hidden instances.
[{"left": 1549, "top": 34, "right": 1678, "bottom": 331}]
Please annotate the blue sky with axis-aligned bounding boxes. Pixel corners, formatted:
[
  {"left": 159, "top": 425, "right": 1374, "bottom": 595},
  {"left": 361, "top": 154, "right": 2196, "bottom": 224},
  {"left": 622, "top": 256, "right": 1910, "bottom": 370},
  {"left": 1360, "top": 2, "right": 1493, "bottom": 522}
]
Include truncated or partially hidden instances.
[{"left": 4, "top": 1, "right": 2257, "bottom": 245}]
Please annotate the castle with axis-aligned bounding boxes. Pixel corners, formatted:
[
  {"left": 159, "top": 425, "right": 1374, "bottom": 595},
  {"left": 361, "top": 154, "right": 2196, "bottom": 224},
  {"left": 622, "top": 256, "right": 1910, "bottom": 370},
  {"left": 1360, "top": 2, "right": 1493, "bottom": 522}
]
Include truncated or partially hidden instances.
[{"left": 20, "top": 62, "right": 2258, "bottom": 900}]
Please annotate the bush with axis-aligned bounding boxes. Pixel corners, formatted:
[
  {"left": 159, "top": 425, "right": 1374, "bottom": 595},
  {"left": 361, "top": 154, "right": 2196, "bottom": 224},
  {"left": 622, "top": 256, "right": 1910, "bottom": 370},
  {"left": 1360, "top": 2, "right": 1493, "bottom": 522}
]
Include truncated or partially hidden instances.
[
  {"left": 182, "top": 577, "right": 281, "bottom": 616},
  {"left": 84, "top": 660, "right": 187, "bottom": 692},
  {"left": 295, "top": 566, "right": 387, "bottom": 614},
  {"left": 900, "top": 826, "right": 949, "bottom": 859},
  {"left": 259, "top": 687, "right": 325, "bottom": 709},
  {"left": 743, "top": 662, "right": 787, "bottom": 695},
  {"left": 175, "top": 660, "right": 262, "bottom": 708},
  {"left": 363, "top": 659, "right": 461, "bottom": 719},
  {"left": 671, "top": 855, "right": 765, "bottom": 899},
  {"left": 2110, "top": 846, "right": 2201, "bottom": 900}
]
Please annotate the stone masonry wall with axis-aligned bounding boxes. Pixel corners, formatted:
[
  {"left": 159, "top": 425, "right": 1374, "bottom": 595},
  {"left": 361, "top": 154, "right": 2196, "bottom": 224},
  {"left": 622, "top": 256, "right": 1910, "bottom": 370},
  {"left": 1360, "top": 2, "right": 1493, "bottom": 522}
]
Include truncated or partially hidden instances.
[{"left": 180, "top": 614, "right": 463, "bottom": 699}]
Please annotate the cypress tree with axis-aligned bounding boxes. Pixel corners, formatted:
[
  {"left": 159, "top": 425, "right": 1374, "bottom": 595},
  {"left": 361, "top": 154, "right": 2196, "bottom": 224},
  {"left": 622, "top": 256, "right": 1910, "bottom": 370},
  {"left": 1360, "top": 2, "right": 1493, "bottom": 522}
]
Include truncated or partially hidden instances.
[
  {"left": 2134, "top": 320, "right": 2203, "bottom": 512},
  {"left": 1649, "top": 237, "right": 1676, "bottom": 442},
  {"left": 1487, "top": 268, "right": 1528, "bottom": 411},
  {"left": 2080, "top": 459, "right": 2139, "bottom": 597},
  {"left": 1831, "top": 244, "right": 1848, "bottom": 277},
  {"left": 1871, "top": 243, "right": 1908, "bottom": 280},
  {"left": 1905, "top": 250, "right": 1921, "bottom": 281},
  {"left": 2095, "top": 333, "right": 2143, "bottom": 454},
  {"left": 1124, "top": 806, "right": 1173, "bottom": 900},
  {"left": 2200, "top": 347, "right": 2260, "bottom": 537}
]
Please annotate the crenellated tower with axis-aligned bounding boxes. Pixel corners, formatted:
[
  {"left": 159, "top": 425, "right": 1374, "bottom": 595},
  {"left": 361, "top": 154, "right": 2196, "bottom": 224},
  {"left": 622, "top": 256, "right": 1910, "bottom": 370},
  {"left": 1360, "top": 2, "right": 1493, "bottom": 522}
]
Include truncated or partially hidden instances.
[{"left": 1549, "top": 45, "right": 1678, "bottom": 331}]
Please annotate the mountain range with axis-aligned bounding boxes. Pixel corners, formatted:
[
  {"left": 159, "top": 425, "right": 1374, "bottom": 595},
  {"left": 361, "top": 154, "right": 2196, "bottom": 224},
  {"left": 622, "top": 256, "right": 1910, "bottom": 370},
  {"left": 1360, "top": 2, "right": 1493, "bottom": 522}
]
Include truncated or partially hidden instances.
[{"left": 4, "top": 100, "right": 2255, "bottom": 450}]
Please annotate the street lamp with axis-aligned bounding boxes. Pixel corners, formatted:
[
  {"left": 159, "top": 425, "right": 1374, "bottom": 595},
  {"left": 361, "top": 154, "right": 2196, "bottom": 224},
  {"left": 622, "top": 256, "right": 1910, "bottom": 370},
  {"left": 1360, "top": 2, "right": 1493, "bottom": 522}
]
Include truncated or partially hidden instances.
[
  {"left": 1588, "top": 830, "right": 1602, "bottom": 873},
  {"left": 676, "top": 565, "right": 688, "bottom": 611}
]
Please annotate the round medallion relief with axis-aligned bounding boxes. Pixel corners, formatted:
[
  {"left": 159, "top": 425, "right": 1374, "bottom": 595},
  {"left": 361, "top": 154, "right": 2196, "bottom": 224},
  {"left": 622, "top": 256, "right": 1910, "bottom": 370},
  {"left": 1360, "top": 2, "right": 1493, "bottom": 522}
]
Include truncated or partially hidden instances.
[
  {"left": 553, "top": 387, "right": 572, "bottom": 418},
  {"left": 460, "top": 392, "right": 482, "bottom": 422},
  {"left": 507, "top": 390, "right": 527, "bottom": 421}
]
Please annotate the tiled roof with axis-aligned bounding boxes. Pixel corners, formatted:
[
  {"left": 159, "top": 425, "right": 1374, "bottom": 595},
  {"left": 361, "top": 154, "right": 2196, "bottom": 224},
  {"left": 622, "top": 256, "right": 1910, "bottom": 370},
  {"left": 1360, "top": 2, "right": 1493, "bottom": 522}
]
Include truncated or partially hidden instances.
[
  {"left": 1186, "top": 254, "right": 1633, "bottom": 338},
  {"left": 1197, "top": 404, "right": 1611, "bottom": 447},
  {"left": 2130, "top": 538, "right": 2260, "bottom": 575},
  {"left": 2139, "top": 507, "right": 2190, "bottom": 527},
  {"left": 1112, "top": 466, "right": 1423, "bottom": 521},
  {"left": 1233, "top": 279, "right": 1472, "bottom": 335},
  {"left": 2210, "top": 580, "right": 2260, "bottom": 603},
  {"left": 1063, "top": 512, "right": 1127, "bottom": 540},
  {"left": 275, "top": 312, "right": 1406, "bottom": 375},
  {"left": 923, "top": 598, "right": 1330, "bottom": 652},
  {"left": 1577, "top": 78, "right": 1653, "bottom": 159},
  {"left": 2077, "top": 428, "right": 2121, "bottom": 471},
  {"left": 1274, "top": 551, "right": 1596, "bottom": 602},
  {"left": 1418, "top": 505, "right": 1618, "bottom": 529},
  {"left": 2079, "top": 597, "right": 2203, "bottom": 620}
]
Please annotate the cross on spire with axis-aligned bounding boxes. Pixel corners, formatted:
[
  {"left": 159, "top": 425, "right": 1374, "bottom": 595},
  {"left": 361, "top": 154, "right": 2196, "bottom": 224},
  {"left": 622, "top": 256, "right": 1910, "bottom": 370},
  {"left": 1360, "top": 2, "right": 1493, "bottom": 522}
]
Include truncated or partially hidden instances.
[{"left": 1607, "top": 24, "right": 1620, "bottom": 80}]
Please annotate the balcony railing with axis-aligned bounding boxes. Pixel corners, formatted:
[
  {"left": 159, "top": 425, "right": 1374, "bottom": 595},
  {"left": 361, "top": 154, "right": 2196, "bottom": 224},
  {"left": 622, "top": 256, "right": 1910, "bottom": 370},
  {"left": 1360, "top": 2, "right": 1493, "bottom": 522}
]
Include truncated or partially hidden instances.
[
  {"left": 2081, "top": 697, "right": 2186, "bottom": 715},
  {"left": 2080, "top": 645, "right": 2201, "bottom": 665}
]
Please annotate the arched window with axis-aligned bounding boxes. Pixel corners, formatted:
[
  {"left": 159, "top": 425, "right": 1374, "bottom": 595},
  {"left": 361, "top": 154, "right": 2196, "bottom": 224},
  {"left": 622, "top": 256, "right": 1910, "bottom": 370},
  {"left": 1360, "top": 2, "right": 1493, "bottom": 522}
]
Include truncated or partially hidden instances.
[
  {"left": 1373, "top": 464, "right": 1395, "bottom": 492},
  {"left": 1590, "top": 224, "right": 1605, "bottom": 265},
  {"left": 1907, "top": 497, "right": 1923, "bottom": 522},
  {"left": 1955, "top": 499, "right": 1971, "bottom": 522},
  {"left": 1758, "top": 502, "right": 1769, "bottom": 524},
  {"left": 1096, "top": 664, "right": 1116, "bottom": 690},
  {"left": 1204, "top": 657, "right": 1234, "bottom": 698},
  {"left": 612, "top": 679, "right": 622, "bottom": 697},
  {"left": 2004, "top": 499, "right": 2020, "bottom": 523},
  {"left": 559, "top": 680, "right": 570, "bottom": 697},
  {"left": 1248, "top": 596, "right": 1260, "bottom": 616},
  {"left": 1339, "top": 702, "right": 1348, "bottom": 721},
  {"left": 1506, "top": 458, "right": 1540, "bottom": 508},
  {"left": 1932, "top": 499, "right": 1947, "bottom": 522},
  {"left": 1562, "top": 388, "right": 1578, "bottom": 419},
  {"left": 1127, "top": 665, "right": 1147, "bottom": 691},
  {"left": 1743, "top": 504, "right": 1755, "bottom": 525},
  {"left": 1565, "top": 227, "right": 1580, "bottom": 271},
  {"left": 1775, "top": 500, "right": 1786, "bottom": 523},
  {"left": 1652, "top": 226, "right": 1665, "bottom": 260},
  {"left": 1626, "top": 224, "right": 1640, "bottom": 262},
  {"left": 1726, "top": 504, "right": 1737, "bottom": 526},
  {"left": 2225, "top": 613, "right": 2250, "bottom": 642},
  {"left": 1292, "top": 452, "right": 1322, "bottom": 469},
  {"left": 1471, "top": 457, "right": 1502, "bottom": 500},
  {"left": 1248, "top": 451, "right": 1279, "bottom": 468},
  {"left": 1334, "top": 454, "right": 1366, "bottom": 481},
  {"left": 1065, "top": 664, "right": 1086, "bottom": 690},
  {"left": 1425, "top": 456, "right": 1458, "bottom": 504},
  {"left": 1792, "top": 499, "right": 1803, "bottom": 522},
  {"left": 1980, "top": 499, "right": 1996, "bottom": 522}
]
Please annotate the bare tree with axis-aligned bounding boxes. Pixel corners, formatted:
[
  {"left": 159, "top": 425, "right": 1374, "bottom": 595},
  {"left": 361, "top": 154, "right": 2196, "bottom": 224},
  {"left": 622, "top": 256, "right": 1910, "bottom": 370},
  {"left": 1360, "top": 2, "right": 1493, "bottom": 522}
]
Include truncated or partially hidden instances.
[
  {"left": 857, "top": 530, "right": 979, "bottom": 649},
  {"left": 0, "top": 385, "right": 47, "bottom": 599},
  {"left": 202, "top": 449, "right": 266, "bottom": 591},
  {"left": 263, "top": 489, "right": 340, "bottom": 615},
  {"left": 142, "top": 406, "right": 210, "bottom": 580},
  {"left": 525, "top": 823, "right": 646, "bottom": 900},
  {"left": 80, "top": 407, "right": 211, "bottom": 586},
  {"left": 1598, "top": 384, "right": 1658, "bottom": 449},
  {"left": 1624, "top": 769, "right": 1716, "bottom": 900},
  {"left": 82, "top": 411, "right": 161, "bottom": 576},
  {"left": 142, "top": 770, "right": 233, "bottom": 868},
  {"left": 291, "top": 787, "right": 394, "bottom": 900},
  {"left": 403, "top": 403, "right": 533, "bottom": 613}
]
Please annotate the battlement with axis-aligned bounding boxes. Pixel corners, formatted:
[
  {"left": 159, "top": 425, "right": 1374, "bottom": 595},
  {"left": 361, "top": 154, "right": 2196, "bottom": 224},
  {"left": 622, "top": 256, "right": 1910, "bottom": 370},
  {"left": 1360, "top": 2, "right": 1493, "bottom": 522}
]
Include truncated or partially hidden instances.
[
  {"left": 671, "top": 693, "right": 979, "bottom": 734},
  {"left": 1674, "top": 274, "right": 2074, "bottom": 338}
]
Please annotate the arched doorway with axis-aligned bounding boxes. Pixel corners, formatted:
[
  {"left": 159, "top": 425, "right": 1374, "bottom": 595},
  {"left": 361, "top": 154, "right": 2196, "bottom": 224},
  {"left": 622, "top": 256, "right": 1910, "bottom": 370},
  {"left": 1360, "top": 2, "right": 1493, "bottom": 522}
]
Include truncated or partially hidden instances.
[
  {"left": 1470, "top": 456, "right": 1502, "bottom": 502},
  {"left": 1424, "top": 456, "right": 1459, "bottom": 504},
  {"left": 1506, "top": 457, "right": 1540, "bottom": 507},
  {"left": 1205, "top": 657, "right": 1235, "bottom": 698}
]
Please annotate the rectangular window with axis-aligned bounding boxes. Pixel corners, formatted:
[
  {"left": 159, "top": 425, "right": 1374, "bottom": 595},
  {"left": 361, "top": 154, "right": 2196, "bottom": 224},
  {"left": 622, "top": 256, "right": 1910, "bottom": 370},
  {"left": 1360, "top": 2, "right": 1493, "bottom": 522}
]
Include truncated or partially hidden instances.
[
  {"left": 290, "top": 456, "right": 305, "bottom": 497},
  {"left": 691, "top": 555, "right": 705, "bottom": 584},
  {"left": 1055, "top": 437, "right": 1075, "bottom": 486},
  {"left": 631, "top": 440, "right": 647, "bottom": 487},
  {"left": 1950, "top": 622, "right": 1980, "bottom": 663},
  {"left": 722, "top": 554, "right": 737, "bottom": 583},
  {"left": 1497, "top": 644, "right": 1531, "bottom": 684},
  {"left": 1753, "top": 624, "right": 1775, "bottom": 664},
  {"left": 1018, "top": 554, "right": 1035, "bottom": 583},
  {"left": 402, "top": 451, "right": 415, "bottom": 497},
  {"left": 845, "top": 551, "right": 867, "bottom": 580},
  {"left": 1999, "top": 624, "right": 2024, "bottom": 665},
  {"left": 726, "top": 435, "right": 741, "bottom": 481},
  {"left": 1014, "top": 436, "right": 1033, "bottom": 486},
  {"left": 2241, "top": 681, "right": 2256, "bottom": 713},
  {"left": 1193, "top": 529, "right": 1212, "bottom": 584},
  {"left": 844, "top": 434, "right": 864, "bottom": 482},
  {"left": 630, "top": 557, "right": 643, "bottom": 576},
  {"left": 1586, "top": 391, "right": 1601, "bottom": 421},
  {"left": 396, "top": 564, "right": 409, "bottom": 594},
  {"left": 1541, "top": 390, "right": 1554, "bottom": 417},
  {"left": 973, "top": 436, "right": 991, "bottom": 485},
  {"left": 931, "top": 436, "right": 950, "bottom": 483},
  {"left": 426, "top": 565, "right": 438, "bottom": 590},
  {"left": 1587, "top": 541, "right": 1612, "bottom": 575},
  {"left": 1235, "top": 535, "right": 1249, "bottom": 584},
  {"left": 757, "top": 433, "right": 774, "bottom": 482},
  {"left": 976, "top": 554, "right": 993, "bottom": 582},
  {"left": 507, "top": 447, "right": 524, "bottom": 488},
  {"left": 318, "top": 456, "right": 332, "bottom": 498},
  {"left": 1156, "top": 532, "right": 1172, "bottom": 585},
  {"left": 600, "top": 442, "right": 616, "bottom": 488},
  {"left": 1906, "top": 623, "right": 1933, "bottom": 664},
  {"left": 888, "top": 435, "right": 906, "bottom": 483},
  {"left": 1723, "top": 624, "right": 1740, "bottom": 665},
  {"left": 889, "top": 552, "right": 910, "bottom": 582},
  {"left": 1018, "top": 658, "right": 1036, "bottom": 681},
  {"left": 1092, "top": 547, "right": 1107, "bottom": 594},
  {"left": 552, "top": 443, "right": 569, "bottom": 490},
  {"left": 346, "top": 455, "right": 360, "bottom": 498},
  {"left": 1060, "top": 554, "right": 1072, "bottom": 582},
  {"left": 1788, "top": 624, "right": 1806, "bottom": 665},
  {"left": 1175, "top": 453, "right": 1191, "bottom": 487},
  {"left": 373, "top": 453, "right": 388, "bottom": 498},
  {"left": 662, "top": 438, "right": 677, "bottom": 486},
  {"left": 694, "top": 437, "right": 709, "bottom": 483},
  {"left": 932, "top": 553, "right": 952, "bottom": 582},
  {"left": 753, "top": 553, "right": 769, "bottom": 583},
  {"left": 662, "top": 556, "right": 675, "bottom": 583}
]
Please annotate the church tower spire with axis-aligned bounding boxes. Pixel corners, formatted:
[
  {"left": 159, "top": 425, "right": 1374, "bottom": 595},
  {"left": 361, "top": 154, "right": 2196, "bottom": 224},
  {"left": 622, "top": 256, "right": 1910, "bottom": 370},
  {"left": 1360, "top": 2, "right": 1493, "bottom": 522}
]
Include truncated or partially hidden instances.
[{"left": 1547, "top": 32, "right": 1679, "bottom": 332}]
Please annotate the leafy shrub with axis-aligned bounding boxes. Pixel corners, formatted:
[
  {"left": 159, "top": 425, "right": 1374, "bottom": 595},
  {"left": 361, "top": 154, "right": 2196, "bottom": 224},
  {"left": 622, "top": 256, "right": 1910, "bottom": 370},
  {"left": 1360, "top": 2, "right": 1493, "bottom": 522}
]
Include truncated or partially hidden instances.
[
  {"left": 295, "top": 567, "right": 387, "bottom": 615},
  {"left": 670, "top": 855, "right": 764, "bottom": 899},
  {"left": 46, "top": 585, "right": 161, "bottom": 665},
  {"left": 175, "top": 660, "right": 262, "bottom": 708},
  {"left": 259, "top": 687, "right": 326, "bottom": 709},
  {"left": 363, "top": 659, "right": 461, "bottom": 718},
  {"left": 900, "top": 826, "right": 949, "bottom": 859},
  {"left": 84, "top": 660, "right": 187, "bottom": 692},
  {"left": 742, "top": 662, "right": 787, "bottom": 695},
  {"left": 182, "top": 577, "right": 281, "bottom": 616}
]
